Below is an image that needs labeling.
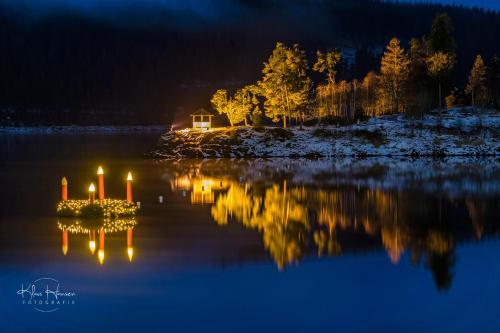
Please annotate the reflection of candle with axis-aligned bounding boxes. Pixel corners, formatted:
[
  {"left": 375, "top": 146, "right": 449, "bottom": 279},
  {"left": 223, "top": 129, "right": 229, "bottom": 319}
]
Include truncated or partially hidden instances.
[
  {"left": 89, "top": 229, "right": 96, "bottom": 254},
  {"left": 126, "top": 172, "right": 133, "bottom": 203},
  {"left": 89, "top": 183, "right": 96, "bottom": 204},
  {"left": 62, "top": 229, "right": 68, "bottom": 255},
  {"left": 61, "top": 177, "right": 68, "bottom": 201},
  {"left": 97, "top": 166, "right": 104, "bottom": 200},
  {"left": 127, "top": 228, "right": 133, "bottom": 262},
  {"left": 98, "top": 228, "right": 105, "bottom": 265}
]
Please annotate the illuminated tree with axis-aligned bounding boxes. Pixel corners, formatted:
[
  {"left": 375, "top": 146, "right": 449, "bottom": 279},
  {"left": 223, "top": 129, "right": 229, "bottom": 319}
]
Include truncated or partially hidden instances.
[
  {"left": 360, "top": 71, "right": 379, "bottom": 117},
  {"left": 313, "top": 49, "right": 342, "bottom": 118},
  {"left": 258, "top": 42, "right": 311, "bottom": 128},
  {"left": 378, "top": 38, "right": 410, "bottom": 114},
  {"left": 466, "top": 55, "right": 488, "bottom": 108},
  {"left": 426, "top": 52, "right": 455, "bottom": 113},
  {"left": 211, "top": 88, "right": 254, "bottom": 126}
]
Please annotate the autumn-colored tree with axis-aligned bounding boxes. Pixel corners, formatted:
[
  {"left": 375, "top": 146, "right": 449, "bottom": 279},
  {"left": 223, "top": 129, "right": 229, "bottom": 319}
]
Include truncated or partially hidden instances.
[
  {"left": 211, "top": 87, "right": 257, "bottom": 126},
  {"left": 378, "top": 38, "right": 410, "bottom": 114},
  {"left": 313, "top": 49, "right": 342, "bottom": 118},
  {"left": 426, "top": 52, "right": 455, "bottom": 113},
  {"left": 466, "top": 55, "right": 488, "bottom": 108},
  {"left": 258, "top": 42, "right": 311, "bottom": 128},
  {"left": 360, "top": 71, "right": 379, "bottom": 117},
  {"left": 211, "top": 90, "right": 239, "bottom": 126}
]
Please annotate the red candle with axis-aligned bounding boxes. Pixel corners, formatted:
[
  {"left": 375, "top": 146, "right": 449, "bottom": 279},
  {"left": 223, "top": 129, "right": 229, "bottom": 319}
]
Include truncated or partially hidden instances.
[
  {"left": 126, "top": 172, "right": 133, "bottom": 203},
  {"left": 61, "top": 177, "right": 68, "bottom": 201},
  {"left": 89, "top": 183, "right": 95, "bottom": 204},
  {"left": 97, "top": 166, "right": 104, "bottom": 200},
  {"left": 62, "top": 229, "right": 68, "bottom": 255}
]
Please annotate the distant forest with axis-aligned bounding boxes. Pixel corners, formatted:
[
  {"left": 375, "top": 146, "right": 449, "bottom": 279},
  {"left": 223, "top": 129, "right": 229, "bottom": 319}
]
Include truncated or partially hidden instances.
[{"left": 1, "top": 0, "right": 500, "bottom": 125}]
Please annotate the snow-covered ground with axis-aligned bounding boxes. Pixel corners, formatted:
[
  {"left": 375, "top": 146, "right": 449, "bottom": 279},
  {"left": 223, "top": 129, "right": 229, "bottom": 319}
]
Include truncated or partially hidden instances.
[
  {"left": 153, "top": 109, "right": 500, "bottom": 158},
  {"left": 0, "top": 125, "right": 166, "bottom": 134}
]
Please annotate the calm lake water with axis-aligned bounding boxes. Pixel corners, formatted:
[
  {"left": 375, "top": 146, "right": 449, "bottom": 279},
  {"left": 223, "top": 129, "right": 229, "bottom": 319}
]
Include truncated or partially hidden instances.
[{"left": 1, "top": 133, "right": 500, "bottom": 332}]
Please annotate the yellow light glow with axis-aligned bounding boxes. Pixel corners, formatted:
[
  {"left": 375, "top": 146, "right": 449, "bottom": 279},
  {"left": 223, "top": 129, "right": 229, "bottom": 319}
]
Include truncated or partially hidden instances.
[
  {"left": 89, "top": 183, "right": 95, "bottom": 192},
  {"left": 98, "top": 249, "right": 105, "bottom": 265},
  {"left": 97, "top": 166, "right": 104, "bottom": 175},
  {"left": 127, "top": 247, "right": 134, "bottom": 262},
  {"left": 89, "top": 240, "right": 96, "bottom": 254},
  {"left": 61, "top": 177, "right": 67, "bottom": 186},
  {"left": 127, "top": 172, "right": 133, "bottom": 181},
  {"left": 62, "top": 245, "right": 68, "bottom": 255}
]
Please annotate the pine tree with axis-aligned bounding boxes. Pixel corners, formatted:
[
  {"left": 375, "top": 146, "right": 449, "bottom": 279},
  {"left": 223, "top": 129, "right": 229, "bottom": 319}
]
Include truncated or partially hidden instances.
[
  {"left": 378, "top": 38, "right": 410, "bottom": 114},
  {"left": 466, "top": 55, "right": 488, "bottom": 108},
  {"left": 489, "top": 55, "right": 500, "bottom": 109},
  {"left": 428, "top": 13, "right": 456, "bottom": 54},
  {"left": 427, "top": 52, "right": 455, "bottom": 113},
  {"left": 258, "top": 42, "right": 311, "bottom": 128}
]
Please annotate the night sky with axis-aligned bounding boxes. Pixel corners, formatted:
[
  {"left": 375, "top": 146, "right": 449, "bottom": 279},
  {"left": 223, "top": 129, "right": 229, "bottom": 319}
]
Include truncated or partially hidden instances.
[{"left": 1, "top": 0, "right": 499, "bottom": 15}]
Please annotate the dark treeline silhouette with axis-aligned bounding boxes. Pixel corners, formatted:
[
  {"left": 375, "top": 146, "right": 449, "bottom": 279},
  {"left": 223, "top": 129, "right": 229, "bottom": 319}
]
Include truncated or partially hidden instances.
[{"left": 1, "top": 0, "right": 500, "bottom": 125}]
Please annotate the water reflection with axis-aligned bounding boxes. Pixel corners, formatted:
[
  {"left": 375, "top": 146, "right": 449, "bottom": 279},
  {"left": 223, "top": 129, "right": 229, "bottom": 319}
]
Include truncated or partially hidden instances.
[
  {"left": 164, "top": 159, "right": 499, "bottom": 290},
  {"left": 58, "top": 217, "right": 137, "bottom": 264}
]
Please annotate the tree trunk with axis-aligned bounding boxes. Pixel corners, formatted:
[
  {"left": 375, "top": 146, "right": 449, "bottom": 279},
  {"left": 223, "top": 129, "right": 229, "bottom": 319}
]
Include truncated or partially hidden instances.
[{"left": 283, "top": 115, "right": 287, "bottom": 128}]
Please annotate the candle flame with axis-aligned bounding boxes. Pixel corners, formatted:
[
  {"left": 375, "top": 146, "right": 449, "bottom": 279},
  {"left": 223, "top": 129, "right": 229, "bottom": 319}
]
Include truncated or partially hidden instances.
[
  {"left": 89, "top": 183, "right": 95, "bottom": 192},
  {"left": 61, "top": 177, "right": 67, "bottom": 186},
  {"left": 127, "top": 172, "right": 133, "bottom": 181},
  {"left": 62, "top": 245, "right": 68, "bottom": 255},
  {"left": 98, "top": 249, "right": 105, "bottom": 265},
  {"left": 89, "top": 240, "right": 96, "bottom": 254},
  {"left": 97, "top": 166, "right": 104, "bottom": 175}
]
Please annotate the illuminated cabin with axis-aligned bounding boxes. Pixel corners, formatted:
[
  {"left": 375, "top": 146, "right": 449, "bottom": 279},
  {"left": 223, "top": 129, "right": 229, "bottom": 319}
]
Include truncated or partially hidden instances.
[{"left": 191, "top": 109, "right": 213, "bottom": 130}]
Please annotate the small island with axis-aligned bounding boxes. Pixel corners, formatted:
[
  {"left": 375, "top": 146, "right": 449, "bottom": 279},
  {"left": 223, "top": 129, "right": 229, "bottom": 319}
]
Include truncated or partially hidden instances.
[{"left": 153, "top": 14, "right": 500, "bottom": 159}]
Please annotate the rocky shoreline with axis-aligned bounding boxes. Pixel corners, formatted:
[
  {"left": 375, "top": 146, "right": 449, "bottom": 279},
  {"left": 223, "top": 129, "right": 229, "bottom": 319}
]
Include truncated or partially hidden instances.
[{"left": 151, "top": 110, "right": 500, "bottom": 159}]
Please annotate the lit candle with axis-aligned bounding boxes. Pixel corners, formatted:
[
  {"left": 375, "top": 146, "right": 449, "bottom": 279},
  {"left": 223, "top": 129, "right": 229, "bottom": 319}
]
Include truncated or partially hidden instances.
[
  {"left": 98, "top": 228, "right": 105, "bottom": 265},
  {"left": 61, "top": 177, "right": 68, "bottom": 201},
  {"left": 127, "top": 228, "right": 133, "bottom": 262},
  {"left": 88, "top": 183, "right": 95, "bottom": 204},
  {"left": 97, "top": 166, "right": 104, "bottom": 200},
  {"left": 89, "top": 229, "right": 96, "bottom": 255},
  {"left": 126, "top": 172, "right": 133, "bottom": 203},
  {"left": 62, "top": 229, "right": 68, "bottom": 255}
]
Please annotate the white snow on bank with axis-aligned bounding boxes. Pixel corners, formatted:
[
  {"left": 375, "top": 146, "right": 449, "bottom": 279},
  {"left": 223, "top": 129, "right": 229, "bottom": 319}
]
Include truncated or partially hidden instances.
[
  {"left": 154, "top": 109, "right": 500, "bottom": 158},
  {"left": 0, "top": 125, "right": 166, "bottom": 134}
]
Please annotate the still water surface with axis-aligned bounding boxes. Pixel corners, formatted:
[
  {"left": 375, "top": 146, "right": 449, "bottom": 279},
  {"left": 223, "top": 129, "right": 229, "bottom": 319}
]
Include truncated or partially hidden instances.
[{"left": 1, "top": 134, "right": 499, "bottom": 332}]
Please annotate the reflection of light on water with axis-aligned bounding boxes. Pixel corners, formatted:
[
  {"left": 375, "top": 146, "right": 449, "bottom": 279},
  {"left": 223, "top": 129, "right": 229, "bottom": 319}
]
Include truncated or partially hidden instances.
[
  {"left": 172, "top": 175, "right": 228, "bottom": 204},
  {"left": 57, "top": 218, "right": 136, "bottom": 265}
]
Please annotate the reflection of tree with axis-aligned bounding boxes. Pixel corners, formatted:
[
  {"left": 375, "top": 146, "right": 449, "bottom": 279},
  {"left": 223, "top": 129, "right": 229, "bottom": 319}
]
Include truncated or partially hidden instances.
[
  {"left": 206, "top": 173, "right": 495, "bottom": 290},
  {"left": 212, "top": 181, "right": 309, "bottom": 270},
  {"left": 425, "top": 230, "right": 455, "bottom": 291}
]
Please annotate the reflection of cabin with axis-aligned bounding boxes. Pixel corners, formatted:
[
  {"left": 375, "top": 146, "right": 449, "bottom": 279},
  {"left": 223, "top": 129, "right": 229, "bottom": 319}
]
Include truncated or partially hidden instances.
[
  {"left": 191, "top": 109, "right": 213, "bottom": 130},
  {"left": 171, "top": 176, "right": 229, "bottom": 204}
]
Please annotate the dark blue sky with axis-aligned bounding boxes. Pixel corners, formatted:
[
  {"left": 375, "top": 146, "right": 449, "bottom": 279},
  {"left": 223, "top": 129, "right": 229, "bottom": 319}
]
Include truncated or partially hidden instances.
[{"left": 1, "top": 0, "right": 499, "bottom": 12}]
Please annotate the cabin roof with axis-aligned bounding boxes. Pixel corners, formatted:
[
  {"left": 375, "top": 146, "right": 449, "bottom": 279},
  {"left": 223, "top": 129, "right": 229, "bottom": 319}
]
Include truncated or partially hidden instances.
[{"left": 190, "top": 109, "right": 213, "bottom": 117}]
